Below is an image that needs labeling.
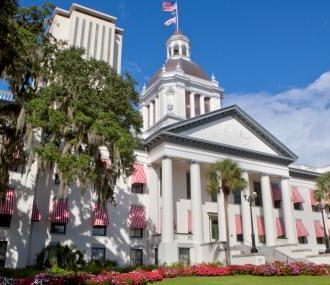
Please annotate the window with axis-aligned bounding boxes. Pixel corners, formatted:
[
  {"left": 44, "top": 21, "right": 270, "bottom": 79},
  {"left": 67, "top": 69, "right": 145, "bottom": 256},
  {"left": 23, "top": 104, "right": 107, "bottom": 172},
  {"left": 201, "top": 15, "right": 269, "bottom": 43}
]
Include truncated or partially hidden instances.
[
  {"left": 293, "top": 203, "right": 303, "bottom": 211},
  {"left": 253, "top": 182, "right": 262, "bottom": 206},
  {"left": 178, "top": 248, "right": 190, "bottom": 265},
  {"left": 0, "top": 241, "right": 7, "bottom": 268},
  {"left": 173, "top": 46, "right": 179, "bottom": 55},
  {"left": 0, "top": 214, "right": 11, "bottom": 228},
  {"left": 194, "top": 94, "right": 200, "bottom": 116},
  {"left": 130, "top": 248, "right": 143, "bottom": 266},
  {"left": 209, "top": 215, "right": 219, "bottom": 241},
  {"left": 233, "top": 191, "right": 241, "bottom": 204},
  {"left": 312, "top": 205, "right": 319, "bottom": 212},
  {"left": 185, "top": 91, "right": 191, "bottom": 118},
  {"left": 132, "top": 183, "right": 144, "bottom": 194},
  {"left": 91, "top": 246, "right": 105, "bottom": 261},
  {"left": 92, "top": 226, "right": 106, "bottom": 236},
  {"left": 259, "top": 235, "right": 266, "bottom": 244},
  {"left": 316, "top": 237, "right": 324, "bottom": 245},
  {"left": 130, "top": 228, "right": 143, "bottom": 238},
  {"left": 204, "top": 97, "right": 210, "bottom": 113},
  {"left": 186, "top": 172, "right": 191, "bottom": 199},
  {"left": 50, "top": 223, "right": 66, "bottom": 234},
  {"left": 298, "top": 236, "right": 308, "bottom": 244},
  {"left": 154, "top": 248, "right": 158, "bottom": 266},
  {"left": 274, "top": 200, "right": 281, "bottom": 209},
  {"left": 211, "top": 191, "right": 217, "bottom": 202},
  {"left": 54, "top": 173, "right": 60, "bottom": 185},
  {"left": 236, "top": 234, "right": 244, "bottom": 242}
]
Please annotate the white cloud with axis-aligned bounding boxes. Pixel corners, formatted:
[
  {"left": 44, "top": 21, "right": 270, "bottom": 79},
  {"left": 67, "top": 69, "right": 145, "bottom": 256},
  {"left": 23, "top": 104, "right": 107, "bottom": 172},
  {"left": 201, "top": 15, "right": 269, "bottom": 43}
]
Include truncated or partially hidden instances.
[{"left": 224, "top": 71, "right": 330, "bottom": 167}]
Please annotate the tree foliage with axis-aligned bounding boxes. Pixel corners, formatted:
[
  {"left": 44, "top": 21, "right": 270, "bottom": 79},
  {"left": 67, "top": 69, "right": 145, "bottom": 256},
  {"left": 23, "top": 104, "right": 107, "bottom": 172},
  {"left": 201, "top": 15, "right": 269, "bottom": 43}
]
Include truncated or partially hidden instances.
[
  {"left": 0, "top": 2, "right": 55, "bottom": 192},
  {"left": 26, "top": 47, "right": 142, "bottom": 203},
  {"left": 207, "top": 159, "right": 247, "bottom": 265},
  {"left": 207, "top": 159, "right": 247, "bottom": 195},
  {"left": 315, "top": 171, "right": 330, "bottom": 202}
]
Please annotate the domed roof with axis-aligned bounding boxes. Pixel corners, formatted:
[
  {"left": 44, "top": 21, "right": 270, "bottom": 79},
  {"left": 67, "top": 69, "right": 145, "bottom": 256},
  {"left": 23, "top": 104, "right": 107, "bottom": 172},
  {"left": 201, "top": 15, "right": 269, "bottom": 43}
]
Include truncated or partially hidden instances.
[{"left": 148, "top": 58, "right": 209, "bottom": 86}]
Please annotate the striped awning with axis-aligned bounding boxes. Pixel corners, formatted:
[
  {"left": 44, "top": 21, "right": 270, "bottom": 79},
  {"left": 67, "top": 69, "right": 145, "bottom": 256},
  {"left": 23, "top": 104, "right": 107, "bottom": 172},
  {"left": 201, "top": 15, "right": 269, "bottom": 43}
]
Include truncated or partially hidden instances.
[
  {"left": 314, "top": 221, "right": 325, "bottom": 238},
  {"left": 271, "top": 184, "right": 282, "bottom": 201},
  {"left": 51, "top": 199, "right": 69, "bottom": 224},
  {"left": 187, "top": 210, "right": 192, "bottom": 233},
  {"left": 93, "top": 204, "right": 109, "bottom": 226},
  {"left": 235, "top": 215, "right": 243, "bottom": 235},
  {"left": 310, "top": 190, "right": 317, "bottom": 206},
  {"left": 130, "top": 205, "right": 146, "bottom": 229},
  {"left": 257, "top": 216, "right": 265, "bottom": 236},
  {"left": 291, "top": 187, "right": 305, "bottom": 203},
  {"left": 276, "top": 217, "right": 285, "bottom": 237},
  {"left": 132, "top": 164, "right": 147, "bottom": 184},
  {"left": 296, "top": 219, "right": 309, "bottom": 237},
  {"left": 0, "top": 189, "right": 15, "bottom": 215},
  {"left": 32, "top": 204, "right": 41, "bottom": 222}
]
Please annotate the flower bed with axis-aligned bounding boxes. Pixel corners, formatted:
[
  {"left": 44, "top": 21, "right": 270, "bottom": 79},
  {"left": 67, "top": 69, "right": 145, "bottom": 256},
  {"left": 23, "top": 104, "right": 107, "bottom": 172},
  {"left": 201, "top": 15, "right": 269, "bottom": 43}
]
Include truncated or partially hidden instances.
[{"left": 2, "top": 262, "right": 330, "bottom": 285}]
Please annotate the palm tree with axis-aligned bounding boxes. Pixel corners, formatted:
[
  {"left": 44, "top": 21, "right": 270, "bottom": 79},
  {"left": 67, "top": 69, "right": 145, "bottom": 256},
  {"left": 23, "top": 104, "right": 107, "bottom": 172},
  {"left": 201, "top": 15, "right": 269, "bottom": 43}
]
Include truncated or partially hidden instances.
[
  {"left": 207, "top": 159, "right": 247, "bottom": 265},
  {"left": 315, "top": 171, "right": 330, "bottom": 253}
]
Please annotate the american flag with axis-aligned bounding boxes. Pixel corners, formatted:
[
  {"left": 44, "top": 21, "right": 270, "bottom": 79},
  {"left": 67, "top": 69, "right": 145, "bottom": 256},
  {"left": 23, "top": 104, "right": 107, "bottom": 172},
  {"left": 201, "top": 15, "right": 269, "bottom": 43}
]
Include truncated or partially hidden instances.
[
  {"left": 163, "top": 1, "right": 177, "bottom": 12},
  {"left": 164, "top": 16, "right": 176, "bottom": 26}
]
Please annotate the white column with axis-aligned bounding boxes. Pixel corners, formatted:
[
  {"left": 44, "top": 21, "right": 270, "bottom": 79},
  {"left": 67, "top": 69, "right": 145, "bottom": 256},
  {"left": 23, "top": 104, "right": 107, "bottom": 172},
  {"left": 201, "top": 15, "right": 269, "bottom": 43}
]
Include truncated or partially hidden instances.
[
  {"left": 149, "top": 101, "right": 154, "bottom": 127},
  {"left": 217, "top": 190, "right": 227, "bottom": 242},
  {"left": 148, "top": 164, "right": 159, "bottom": 235},
  {"left": 190, "top": 162, "right": 204, "bottom": 242},
  {"left": 261, "top": 173, "right": 276, "bottom": 246},
  {"left": 241, "top": 171, "right": 252, "bottom": 245},
  {"left": 161, "top": 156, "right": 174, "bottom": 243},
  {"left": 190, "top": 161, "right": 204, "bottom": 263},
  {"left": 281, "top": 177, "right": 297, "bottom": 244},
  {"left": 155, "top": 96, "right": 160, "bottom": 122},
  {"left": 179, "top": 44, "right": 183, "bottom": 56},
  {"left": 200, "top": 95, "right": 205, "bottom": 115},
  {"left": 190, "top": 92, "right": 195, "bottom": 117},
  {"left": 141, "top": 105, "right": 148, "bottom": 131}
]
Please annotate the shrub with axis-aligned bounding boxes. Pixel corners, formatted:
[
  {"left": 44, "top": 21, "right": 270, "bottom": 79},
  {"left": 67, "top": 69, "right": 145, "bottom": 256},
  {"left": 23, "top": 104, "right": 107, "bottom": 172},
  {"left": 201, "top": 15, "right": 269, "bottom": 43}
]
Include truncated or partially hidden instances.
[{"left": 35, "top": 244, "right": 85, "bottom": 270}]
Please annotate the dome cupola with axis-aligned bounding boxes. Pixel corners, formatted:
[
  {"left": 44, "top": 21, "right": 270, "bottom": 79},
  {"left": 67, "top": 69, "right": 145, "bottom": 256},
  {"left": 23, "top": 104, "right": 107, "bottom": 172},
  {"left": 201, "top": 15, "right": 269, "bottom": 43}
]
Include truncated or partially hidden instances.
[{"left": 166, "top": 30, "right": 191, "bottom": 60}]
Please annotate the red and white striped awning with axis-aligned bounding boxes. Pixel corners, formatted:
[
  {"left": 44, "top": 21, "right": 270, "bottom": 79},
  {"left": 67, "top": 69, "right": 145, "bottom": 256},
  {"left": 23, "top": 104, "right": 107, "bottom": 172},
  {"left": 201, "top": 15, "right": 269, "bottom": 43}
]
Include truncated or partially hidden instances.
[
  {"left": 32, "top": 204, "right": 41, "bottom": 222},
  {"left": 296, "top": 219, "right": 309, "bottom": 237},
  {"left": 51, "top": 199, "right": 69, "bottom": 224},
  {"left": 187, "top": 210, "right": 192, "bottom": 233},
  {"left": 130, "top": 205, "right": 146, "bottom": 229},
  {"left": 0, "top": 188, "right": 15, "bottom": 215},
  {"left": 235, "top": 215, "right": 243, "bottom": 235},
  {"left": 257, "top": 216, "right": 265, "bottom": 236},
  {"left": 93, "top": 204, "right": 109, "bottom": 226},
  {"left": 314, "top": 221, "right": 325, "bottom": 238},
  {"left": 310, "top": 190, "right": 317, "bottom": 206},
  {"left": 276, "top": 217, "right": 285, "bottom": 237},
  {"left": 291, "top": 187, "right": 305, "bottom": 203},
  {"left": 271, "top": 184, "right": 282, "bottom": 201},
  {"left": 132, "top": 164, "right": 147, "bottom": 184}
]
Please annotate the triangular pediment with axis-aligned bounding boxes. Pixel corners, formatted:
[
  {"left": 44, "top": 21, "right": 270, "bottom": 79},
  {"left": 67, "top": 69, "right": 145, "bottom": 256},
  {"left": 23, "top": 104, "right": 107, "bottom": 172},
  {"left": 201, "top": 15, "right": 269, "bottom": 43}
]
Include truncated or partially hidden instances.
[
  {"left": 145, "top": 105, "right": 298, "bottom": 164},
  {"left": 177, "top": 116, "right": 279, "bottom": 156}
]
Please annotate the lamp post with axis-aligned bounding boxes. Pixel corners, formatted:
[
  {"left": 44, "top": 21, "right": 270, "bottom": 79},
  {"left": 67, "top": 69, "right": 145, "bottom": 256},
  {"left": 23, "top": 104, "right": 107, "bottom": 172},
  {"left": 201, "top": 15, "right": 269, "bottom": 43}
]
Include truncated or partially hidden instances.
[
  {"left": 316, "top": 202, "right": 330, "bottom": 254},
  {"left": 244, "top": 191, "right": 258, "bottom": 253}
]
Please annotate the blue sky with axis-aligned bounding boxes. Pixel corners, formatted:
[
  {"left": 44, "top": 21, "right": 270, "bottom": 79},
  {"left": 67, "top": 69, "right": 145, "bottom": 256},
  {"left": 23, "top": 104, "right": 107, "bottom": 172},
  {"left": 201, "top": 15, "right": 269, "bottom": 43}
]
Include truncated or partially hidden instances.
[{"left": 8, "top": 1, "right": 330, "bottom": 166}]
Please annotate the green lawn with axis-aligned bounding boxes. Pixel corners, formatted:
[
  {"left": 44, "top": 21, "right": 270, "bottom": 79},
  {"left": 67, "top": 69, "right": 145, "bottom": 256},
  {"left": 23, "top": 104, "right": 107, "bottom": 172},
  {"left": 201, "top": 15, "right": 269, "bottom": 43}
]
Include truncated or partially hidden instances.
[{"left": 153, "top": 275, "right": 330, "bottom": 285}]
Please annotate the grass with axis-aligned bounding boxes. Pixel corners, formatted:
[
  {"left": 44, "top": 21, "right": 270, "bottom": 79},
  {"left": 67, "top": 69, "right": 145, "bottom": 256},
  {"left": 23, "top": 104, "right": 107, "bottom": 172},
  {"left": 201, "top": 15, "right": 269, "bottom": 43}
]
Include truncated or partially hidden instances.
[{"left": 153, "top": 275, "right": 330, "bottom": 285}]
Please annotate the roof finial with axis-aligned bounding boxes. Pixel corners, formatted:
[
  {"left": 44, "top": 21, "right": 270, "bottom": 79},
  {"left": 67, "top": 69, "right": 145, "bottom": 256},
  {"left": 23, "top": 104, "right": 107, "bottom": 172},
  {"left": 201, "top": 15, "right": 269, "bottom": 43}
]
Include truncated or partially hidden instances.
[
  {"left": 211, "top": 73, "right": 216, "bottom": 81},
  {"left": 142, "top": 83, "right": 146, "bottom": 93},
  {"left": 162, "top": 64, "right": 166, "bottom": 72}
]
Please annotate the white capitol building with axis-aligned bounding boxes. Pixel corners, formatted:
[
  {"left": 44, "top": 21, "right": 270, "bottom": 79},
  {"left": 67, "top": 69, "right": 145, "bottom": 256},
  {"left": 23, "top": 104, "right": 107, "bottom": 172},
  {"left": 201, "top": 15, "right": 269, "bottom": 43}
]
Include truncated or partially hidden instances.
[{"left": 0, "top": 3, "right": 329, "bottom": 268}]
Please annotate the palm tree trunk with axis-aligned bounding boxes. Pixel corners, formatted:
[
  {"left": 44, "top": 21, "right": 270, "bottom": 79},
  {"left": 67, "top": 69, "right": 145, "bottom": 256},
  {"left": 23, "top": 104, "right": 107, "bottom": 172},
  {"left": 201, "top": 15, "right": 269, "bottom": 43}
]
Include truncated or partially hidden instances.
[{"left": 224, "top": 194, "right": 231, "bottom": 265}]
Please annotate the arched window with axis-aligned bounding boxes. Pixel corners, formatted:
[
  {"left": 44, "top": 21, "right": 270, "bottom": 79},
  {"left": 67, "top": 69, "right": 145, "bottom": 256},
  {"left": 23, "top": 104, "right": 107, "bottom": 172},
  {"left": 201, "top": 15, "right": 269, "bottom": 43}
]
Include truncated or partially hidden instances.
[
  {"left": 173, "top": 45, "right": 179, "bottom": 56},
  {"left": 182, "top": 45, "right": 187, "bottom": 56}
]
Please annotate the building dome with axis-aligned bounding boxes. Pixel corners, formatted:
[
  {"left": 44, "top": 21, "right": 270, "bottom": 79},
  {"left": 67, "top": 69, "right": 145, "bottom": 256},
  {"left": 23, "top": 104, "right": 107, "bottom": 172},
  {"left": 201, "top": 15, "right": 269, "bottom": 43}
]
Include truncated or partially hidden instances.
[
  {"left": 147, "top": 31, "right": 209, "bottom": 86},
  {"left": 148, "top": 58, "right": 209, "bottom": 86}
]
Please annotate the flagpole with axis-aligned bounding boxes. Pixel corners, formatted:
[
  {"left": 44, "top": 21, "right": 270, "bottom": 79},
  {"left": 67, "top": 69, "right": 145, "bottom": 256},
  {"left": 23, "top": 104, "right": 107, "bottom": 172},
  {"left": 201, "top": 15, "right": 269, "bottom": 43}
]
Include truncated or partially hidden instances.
[{"left": 176, "top": 0, "right": 180, "bottom": 31}]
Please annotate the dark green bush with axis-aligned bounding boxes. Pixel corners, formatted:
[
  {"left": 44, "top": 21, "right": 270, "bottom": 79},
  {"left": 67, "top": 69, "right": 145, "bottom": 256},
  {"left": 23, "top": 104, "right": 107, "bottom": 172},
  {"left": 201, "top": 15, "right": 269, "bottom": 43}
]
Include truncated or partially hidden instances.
[{"left": 35, "top": 244, "right": 85, "bottom": 270}]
